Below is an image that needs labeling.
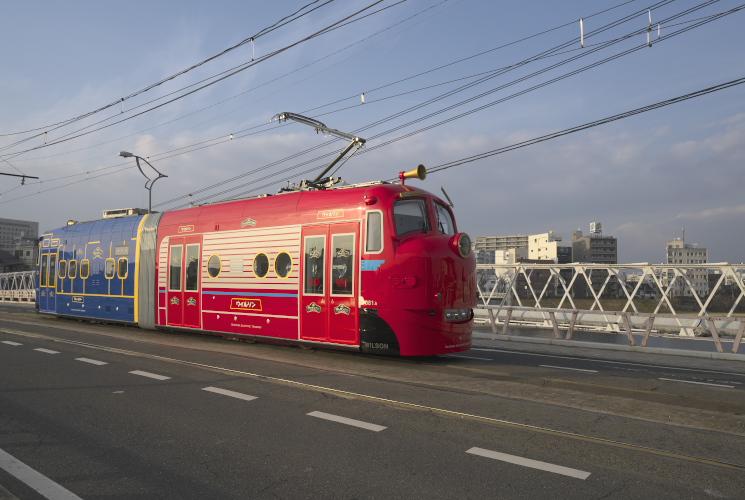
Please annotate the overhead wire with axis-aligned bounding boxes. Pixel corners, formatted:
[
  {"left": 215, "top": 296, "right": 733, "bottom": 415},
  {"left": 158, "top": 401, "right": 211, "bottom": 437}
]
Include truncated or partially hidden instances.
[
  {"left": 9, "top": 0, "right": 454, "bottom": 170},
  {"left": 3, "top": 0, "right": 736, "bottom": 207},
  {"left": 0, "top": 0, "right": 333, "bottom": 138},
  {"left": 423, "top": 77, "right": 745, "bottom": 175},
  {"left": 162, "top": 0, "right": 695, "bottom": 206},
  {"left": 184, "top": 1, "right": 735, "bottom": 206},
  {"left": 0, "top": 0, "right": 394, "bottom": 159}
]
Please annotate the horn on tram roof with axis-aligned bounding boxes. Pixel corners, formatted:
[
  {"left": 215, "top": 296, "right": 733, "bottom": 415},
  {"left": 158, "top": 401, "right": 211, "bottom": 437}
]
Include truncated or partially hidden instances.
[{"left": 399, "top": 164, "right": 426, "bottom": 185}]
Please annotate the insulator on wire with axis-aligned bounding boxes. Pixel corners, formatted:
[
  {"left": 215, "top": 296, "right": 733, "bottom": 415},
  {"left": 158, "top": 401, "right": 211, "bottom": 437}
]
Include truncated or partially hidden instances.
[
  {"left": 579, "top": 19, "right": 585, "bottom": 48},
  {"left": 361, "top": 93, "right": 365, "bottom": 104}
]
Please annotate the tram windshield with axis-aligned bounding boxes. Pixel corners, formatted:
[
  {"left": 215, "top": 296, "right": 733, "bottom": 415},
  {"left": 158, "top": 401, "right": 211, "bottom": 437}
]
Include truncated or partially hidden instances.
[
  {"left": 434, "top": 202, "right": 456, "bottom": 235},
  {"left": 393, "top": 198, "right": 430, "bottom": 237}
]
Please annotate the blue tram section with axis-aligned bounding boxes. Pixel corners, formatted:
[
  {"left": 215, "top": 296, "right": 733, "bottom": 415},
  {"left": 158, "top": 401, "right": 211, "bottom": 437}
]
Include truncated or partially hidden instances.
[{"left": 37, "top": 215, "right": 145, "bottom": 323}]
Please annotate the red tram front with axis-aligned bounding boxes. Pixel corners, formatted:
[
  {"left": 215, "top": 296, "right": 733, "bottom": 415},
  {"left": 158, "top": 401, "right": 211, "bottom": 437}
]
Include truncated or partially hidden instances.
[{"left": 153, "top": 181, "right": 475, "bottom": 356}]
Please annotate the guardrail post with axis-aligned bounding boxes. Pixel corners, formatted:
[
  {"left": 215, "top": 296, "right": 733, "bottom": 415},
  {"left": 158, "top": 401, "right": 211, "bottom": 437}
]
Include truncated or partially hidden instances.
[
  {"left": 706, "top": 319, "right": 724, "bottom": 354},
  {"left": 487, "top": 308, "right": 498, "bottom": 335},
  {"left": 642, "top": 315, "right": 656, "bottom": 347},
  {"left": 732, "top": 322, "right": 744, "bottom": 354},
  {"left": 621, "top": 313, "right": 637, "bottom": 346},
  {"left": 501, "top": 308, "right": 512, "bottom": 336},
  {"left": 549, "top": 311, "right": 560, "bottom": 339},
  {"left": 565, "top": 310, "right": 579, "bottom": 340}
]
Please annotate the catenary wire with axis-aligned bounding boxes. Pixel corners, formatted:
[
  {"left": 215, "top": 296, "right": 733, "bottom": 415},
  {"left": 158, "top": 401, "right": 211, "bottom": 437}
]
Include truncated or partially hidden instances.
[
  {"left": 0, "top": 0, "right": 333, "bottom": 138},
  {"left": 1, "top": 0, "right": 731, "bottom": 205},
  {"left": 0, "top": 0, "right": 394, "bottom": 158}
]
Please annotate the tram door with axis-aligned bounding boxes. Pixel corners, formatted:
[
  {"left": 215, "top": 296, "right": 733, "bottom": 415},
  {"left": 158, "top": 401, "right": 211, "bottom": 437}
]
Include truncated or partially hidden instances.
[
  {"left": 300, "top": 223, "right": 359, "bottom": 345},
  {"left": 166, "top": 236, "right": 202, "bottom": 329},
  {"left": 38, "top": 249, "right": 58, "bottom": 313}
]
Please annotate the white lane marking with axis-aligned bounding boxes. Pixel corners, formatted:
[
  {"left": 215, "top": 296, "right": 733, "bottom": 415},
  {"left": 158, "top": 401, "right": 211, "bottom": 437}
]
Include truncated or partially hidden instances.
[
  {"left": 466, "top": 447, "right": 591, "bottom": 480},
  {"left": 34, "top": 348, "right": 60, "bottom": 354},
  {"left": 75, "top": 358, "right": 108, "bottom": 366},
  {"left": 658, "top": 378, "right": 734, "bottom": 389},
  {"left": 307, "top": 411, "right": 386, "bottom": 432},
  {"left": 539, "top": 365, "right": 598, "bottom": 373},
  {"left": 1, "top": 341, "right": 22, "bottom": 346},
  {"left": 448, "top": 354, "right": 494, "bottom": 361},
  {"left": 0, "top": 446, "right": 83, "bottom": 499},
  {"left": 471, "top": 347, "right": 745, "bottom": 378},
  {"left": 129, "top": 370, "right": 170, "bottom": 381},
  {"left": 202, "top": 387, "right": 258, "bottom": 402}
]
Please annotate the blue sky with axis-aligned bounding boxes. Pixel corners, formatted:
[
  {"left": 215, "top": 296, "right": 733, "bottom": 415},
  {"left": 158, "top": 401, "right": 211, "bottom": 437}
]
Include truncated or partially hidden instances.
[{"left": 1, "top": 0, "right": 743, "bottom": 263}]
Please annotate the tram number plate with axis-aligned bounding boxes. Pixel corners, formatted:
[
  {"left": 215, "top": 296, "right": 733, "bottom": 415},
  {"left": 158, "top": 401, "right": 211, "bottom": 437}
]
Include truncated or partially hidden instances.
[{"left": 362, "top": 341, "right": 389, "bottom": 350}]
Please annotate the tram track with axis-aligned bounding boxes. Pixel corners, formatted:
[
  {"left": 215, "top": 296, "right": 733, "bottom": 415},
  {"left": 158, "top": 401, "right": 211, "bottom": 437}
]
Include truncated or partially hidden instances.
[{"left": 2, "top": 326, "right": 745, "bottom": 474}]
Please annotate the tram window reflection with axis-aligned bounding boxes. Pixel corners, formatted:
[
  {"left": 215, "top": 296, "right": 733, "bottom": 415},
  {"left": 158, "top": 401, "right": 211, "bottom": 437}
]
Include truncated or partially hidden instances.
[{"left": 394, "top": 198, "right": 430, "bottom": 236}]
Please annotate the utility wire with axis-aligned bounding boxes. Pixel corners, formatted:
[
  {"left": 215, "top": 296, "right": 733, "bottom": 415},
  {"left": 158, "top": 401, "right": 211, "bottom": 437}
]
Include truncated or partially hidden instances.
[
  {"left": 163, "top": 0, "right": 698, "bottom": 206},
  {"left": 0, "top": 0, "right": 393, "bottom": 159},
  {"left": 2, "top": 0, "right": 734, "bottom": 206},
  {"left": 8, "top": 0, "right": 451, "bottom": 169},
  {"left": 423, "top": 77, "right": 745, "bottom": 175},
  {"left": 0, "top": 0, "right": 332, "bottom": 138}
]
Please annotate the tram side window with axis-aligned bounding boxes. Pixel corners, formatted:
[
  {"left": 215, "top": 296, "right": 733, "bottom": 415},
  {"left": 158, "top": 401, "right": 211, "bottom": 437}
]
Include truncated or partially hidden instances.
[
  {"left": 434, "top": 202, "right": 456, "bottom": 236},
  {"left": 185, "top": 245, "right": 200, "bottom": 290},
  {"left": 80, "top": 259, "right": 90, "bottom": 279},
  {"left": 118, "top": 258, "right": 128, "bottom": 279},
  {"left": 169, "top": 247, "right": 183, "bottom": 290},
  {"left": 40, "top": 254, "right": 48, "bottom": 286},
  {"left": 58, "top": 260, "right": 67, "bottom": 279},
  {"left": 48, "top": 254, "right": 57, "bottom": 287},
  {"left": 332, "top": 235, "right": 354, "bottom": 295},
  {"left": 105, "top": 258, "right": 115, "bottom": 279},
  {"left": 304, "top": 236, "right": 325, "bottom": 294},
  {"left": 393, "top": 198, "right": 430, "bottom": 237},
  {"left": 69, "top": 260, "right": 78, "bottom": 279},
  {"left": 366, "top": 211, "right": 383, "bottom": 252}
]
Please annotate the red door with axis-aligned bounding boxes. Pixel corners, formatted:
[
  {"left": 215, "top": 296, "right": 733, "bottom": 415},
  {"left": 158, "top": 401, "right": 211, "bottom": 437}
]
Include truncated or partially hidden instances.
[
  {"left": 300, "top": 223, "right": 359, "bottom": 345},
  {"left": 167, "top": 236, "right": 202, "bottom": 328}
]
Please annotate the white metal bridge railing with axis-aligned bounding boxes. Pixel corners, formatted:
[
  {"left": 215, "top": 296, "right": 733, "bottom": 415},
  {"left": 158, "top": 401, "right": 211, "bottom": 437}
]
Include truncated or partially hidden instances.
[
  {"left": 476, "top": 263, "right": 745, "bottom": 351},
  {"left": 0, "top": 271, "right": 35, "bottom": 303}
]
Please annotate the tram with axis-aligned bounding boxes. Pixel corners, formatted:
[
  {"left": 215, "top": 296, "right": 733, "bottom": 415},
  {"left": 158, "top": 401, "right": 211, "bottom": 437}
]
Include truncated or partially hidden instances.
[{"left": 36, "top": 115, "right": 476, "bottom": 356}]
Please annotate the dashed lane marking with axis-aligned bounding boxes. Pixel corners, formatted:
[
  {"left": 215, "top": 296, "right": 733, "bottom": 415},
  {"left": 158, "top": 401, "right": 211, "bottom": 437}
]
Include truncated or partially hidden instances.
[
  {"left": 1, "top": 341, "right": 22, "bottom": 346},
  {"left": 33, "top": 348, "right": 60, "bottom": 354},
  {"left": 129, "top": 370, "right": 171, "bottom": 381},
  {"left": 448, "top": 354, "right": 494, "bottom": 361},
  {"left": 0, "top": 446, "right": 82, "bottom": 499},
  {"left": 308, "top": 411, "right": 387, "bottom": 432},
  {"left": 3, "top": 328, "right": 745, "bottom": 472},
  {"left": 75, "top": 358, "right": 108, "bottom": 366},
  {"left": 658, "top": 378, "right": 734, "bottom": 389},
  {"left": 466, "top": 447, "right": 591, "bottom": 480},
  {"left": 202, "top": 387, "right": 258, "bottom": 402},
  {"left": 539, "top": 365, "right": 598, "bottom": 373}
]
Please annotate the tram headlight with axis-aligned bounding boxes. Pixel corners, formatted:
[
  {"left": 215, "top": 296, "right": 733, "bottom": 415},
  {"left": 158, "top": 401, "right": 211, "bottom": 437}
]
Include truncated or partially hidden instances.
[{"left": 449, "top": 233, "right": 472, "bottom": 258}]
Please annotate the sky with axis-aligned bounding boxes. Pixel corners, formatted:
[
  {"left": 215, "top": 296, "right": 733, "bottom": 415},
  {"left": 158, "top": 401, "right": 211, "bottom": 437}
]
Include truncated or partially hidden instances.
[{"left": 1, "top": 0, "right": 743, "bottom": 264}]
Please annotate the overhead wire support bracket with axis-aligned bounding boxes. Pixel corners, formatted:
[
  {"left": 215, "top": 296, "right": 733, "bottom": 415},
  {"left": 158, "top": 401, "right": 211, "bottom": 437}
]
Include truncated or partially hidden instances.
[
  {"left": 0, "top": 172, "right": 39, "bottom": 185},
  {"left": 271, "top": 112, "right": 366, "bottom": 185},
  {"left": 647, "top": 8, "right": 653, "bottom": 47}
]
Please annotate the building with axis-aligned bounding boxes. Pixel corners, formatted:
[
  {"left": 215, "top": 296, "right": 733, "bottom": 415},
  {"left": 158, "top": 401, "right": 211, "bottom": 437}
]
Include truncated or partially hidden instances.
[
  {"left": 0, "top": 218, "right": 38, "bottom": 252},
  {"left": 527, "top": 231, "right": 573, "bottom": 263},
  {"left": 0, "top": 218, "right": 38, "bottom": 271},
  {"left": 474, "top": 234, "right": 529, "bottom": 253},
  {"left": 476, "top": 232, "right": 571, "bottom": 264},
  {"left": 571, "top": 229, "right": 618, "bottom": 264},
  {"left": 663, "top": 237, "right": 708, "bottom": 297},
  {"left": 571, "top": 225, "right": 619, "bottom": 298}
]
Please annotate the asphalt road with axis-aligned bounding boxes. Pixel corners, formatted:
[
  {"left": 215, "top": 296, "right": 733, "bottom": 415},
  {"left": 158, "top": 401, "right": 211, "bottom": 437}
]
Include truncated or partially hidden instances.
[{"left": 0, "top": 304, "right": 744, "bottom": 499}]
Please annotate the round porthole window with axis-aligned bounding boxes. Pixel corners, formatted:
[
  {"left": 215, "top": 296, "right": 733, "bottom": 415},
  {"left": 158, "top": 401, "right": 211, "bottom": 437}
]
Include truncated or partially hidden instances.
[
  {"left": 254, "top": 253, "right": 269, "bottom": 278},
  {"left": 275, "top": 252, "right": 292, "bottom": 278},
  {"left": 207, "top": 255, "right": 221, "bottom": 278}
]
